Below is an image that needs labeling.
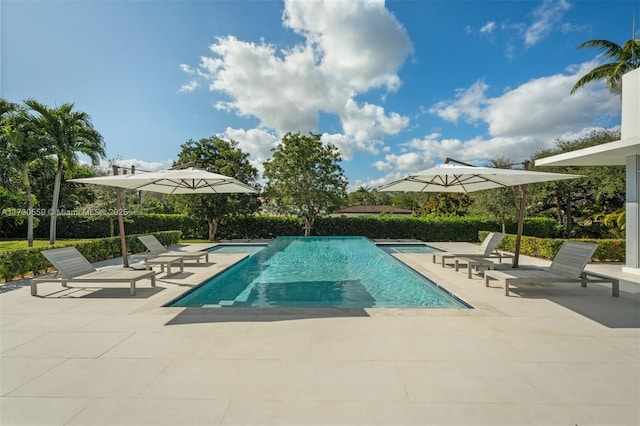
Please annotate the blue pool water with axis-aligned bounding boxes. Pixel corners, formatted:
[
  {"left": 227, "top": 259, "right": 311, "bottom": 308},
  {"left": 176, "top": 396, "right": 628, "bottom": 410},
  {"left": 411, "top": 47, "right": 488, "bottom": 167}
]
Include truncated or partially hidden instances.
[
  {"left": 208, "top": 244, "right": 266, "bottom": 255},
  {"left": 169, "top": 236, "right": 469, "bottom": 309},
  {"left": 378, "top": 243, "right": 440, "bottom": 254}
]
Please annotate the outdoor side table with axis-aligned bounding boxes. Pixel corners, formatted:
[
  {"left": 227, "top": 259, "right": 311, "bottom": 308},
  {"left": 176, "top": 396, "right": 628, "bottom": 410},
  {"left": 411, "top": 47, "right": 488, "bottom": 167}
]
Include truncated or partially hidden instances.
[
  {"left": 454, "top": 256, "right": 494, "bottom": 279},
  {"left": 144, "top": 256, "right": 184, "bottom": 275}
]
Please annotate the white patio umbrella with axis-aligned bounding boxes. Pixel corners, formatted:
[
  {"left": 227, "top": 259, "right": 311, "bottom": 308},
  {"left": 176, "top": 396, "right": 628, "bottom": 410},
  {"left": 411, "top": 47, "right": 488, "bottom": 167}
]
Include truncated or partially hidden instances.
[
  {"left": 70, "top": 166, "right": 258, "bottom": 266},
  {"left": 71, "top": 167, "right": 258, "bottom": 194},
  {"left": 377, "top": 160, "right": 583, "bottom": 267}
]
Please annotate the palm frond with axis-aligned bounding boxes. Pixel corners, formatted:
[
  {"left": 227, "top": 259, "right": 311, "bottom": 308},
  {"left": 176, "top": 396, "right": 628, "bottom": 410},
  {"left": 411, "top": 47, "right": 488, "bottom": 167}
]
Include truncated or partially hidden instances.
[{"left": 577, "top": 39, "right": 622, "bottom": 59}]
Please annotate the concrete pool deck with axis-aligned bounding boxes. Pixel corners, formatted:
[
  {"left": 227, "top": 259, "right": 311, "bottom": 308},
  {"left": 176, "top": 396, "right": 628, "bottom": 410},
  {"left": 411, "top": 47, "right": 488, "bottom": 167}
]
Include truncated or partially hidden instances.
[{"left": 1, "top": 242, "right": 638, "bottom": 425}]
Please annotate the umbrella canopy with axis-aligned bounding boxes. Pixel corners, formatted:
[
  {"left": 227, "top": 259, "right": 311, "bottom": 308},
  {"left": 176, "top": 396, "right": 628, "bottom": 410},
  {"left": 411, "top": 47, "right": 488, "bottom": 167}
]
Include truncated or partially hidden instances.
[
  {"left": 377, "top": 163, "right": 581, "bottom": 193},
  {"left": 70, "top": 167, "right": 258, "bottom": 194},
  {"left": 377, "top": 161, "right": 583, "bottom": 267},
  {"left": 70, "top": 166, "right": 258, "bottom": 267}
]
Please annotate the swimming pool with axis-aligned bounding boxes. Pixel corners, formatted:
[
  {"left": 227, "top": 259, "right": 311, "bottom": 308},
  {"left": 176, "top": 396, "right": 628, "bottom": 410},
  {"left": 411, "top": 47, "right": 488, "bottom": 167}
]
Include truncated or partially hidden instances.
[
  {"left": 169, "top": 236, "right": 469, "bottom": 309},
  {"left": 208, "top": 244, "right": 266, "bottom": 255},
  {"left": 378, "top": 243, "right": 440, "bottom": 254}
]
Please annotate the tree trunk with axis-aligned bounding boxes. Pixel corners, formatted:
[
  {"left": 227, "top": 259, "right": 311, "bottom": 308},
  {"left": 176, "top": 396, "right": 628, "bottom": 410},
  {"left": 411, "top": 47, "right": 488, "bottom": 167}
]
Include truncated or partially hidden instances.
[
  {"left": 556, "top": 195, "right": 562, "bottom": 225},
  {"left": 49, "top": 158, "right": 63, "bottom": 245},
  {"left": 303, "top": 217, "right": 313, "bottom": 236},
  {"left": 22, "top": 167, "right": 33, "bottom": 248},
  {"left": 565, "top": 188, "right": 572, "bottom": 237},
  {"left": 208, "top": 217, "right": 219, "bottom": 241},
  {"left": 109, "top": 216, "right": 114, "bottom": 237}
]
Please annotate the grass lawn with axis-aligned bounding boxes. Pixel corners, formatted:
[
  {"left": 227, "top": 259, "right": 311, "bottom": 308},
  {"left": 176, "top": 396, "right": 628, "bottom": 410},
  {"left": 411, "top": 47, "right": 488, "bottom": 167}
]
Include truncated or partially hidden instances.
[{"left": 0, "top": 239, "right": 89, "bottom": 252}]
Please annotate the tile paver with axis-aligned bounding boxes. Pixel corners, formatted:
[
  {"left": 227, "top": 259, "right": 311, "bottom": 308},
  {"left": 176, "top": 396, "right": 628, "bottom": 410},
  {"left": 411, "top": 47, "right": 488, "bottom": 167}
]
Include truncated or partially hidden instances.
[{"left": 1, "top": 243, "right": 638, "bottom": 425}]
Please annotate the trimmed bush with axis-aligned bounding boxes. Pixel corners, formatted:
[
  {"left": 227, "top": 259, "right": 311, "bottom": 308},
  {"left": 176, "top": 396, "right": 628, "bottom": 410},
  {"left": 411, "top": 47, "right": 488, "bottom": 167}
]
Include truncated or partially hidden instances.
[
  {"left": 0, "top": 212, "right": 560, "bottom": 241},
  {"left": 478, "top": 231, "right": 625, "bottom": 262},
  {"left": 0, "top": 230, "right": 181, "bottom": 282}
]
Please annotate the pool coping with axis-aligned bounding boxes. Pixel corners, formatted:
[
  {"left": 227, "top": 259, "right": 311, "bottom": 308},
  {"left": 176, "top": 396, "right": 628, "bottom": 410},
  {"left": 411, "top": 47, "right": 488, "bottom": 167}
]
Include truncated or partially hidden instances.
[{"left": 166, "top": 237, "right": 469, "bottom": 310}]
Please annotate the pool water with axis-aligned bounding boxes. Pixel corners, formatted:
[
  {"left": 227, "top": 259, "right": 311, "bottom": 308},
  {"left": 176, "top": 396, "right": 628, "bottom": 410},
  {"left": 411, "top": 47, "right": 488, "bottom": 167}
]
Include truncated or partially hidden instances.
[
  {"left": 378, "top": 244, "right": 440, "bottom": 254},
  {"left": 208, "top": 244, "right": 266, "bottom": 255},
  {"left": 169, "top": 236, "right": 469, "bottom": 309}
]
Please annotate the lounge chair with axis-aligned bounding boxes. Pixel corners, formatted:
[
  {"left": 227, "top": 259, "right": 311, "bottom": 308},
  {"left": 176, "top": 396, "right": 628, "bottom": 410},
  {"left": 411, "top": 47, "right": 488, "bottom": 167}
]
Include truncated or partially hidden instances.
[
  {"left": 137, "top": 235, "right": 209, "bottom": 264},
  {"left": 432, "top": 232, "right": 510, "bottom": 266},
  {"left": 31, "top": 247, "right": 156, "bottom": 296},
  {"left": 484, "top": 241, "right": 619, "bottom": 296}
]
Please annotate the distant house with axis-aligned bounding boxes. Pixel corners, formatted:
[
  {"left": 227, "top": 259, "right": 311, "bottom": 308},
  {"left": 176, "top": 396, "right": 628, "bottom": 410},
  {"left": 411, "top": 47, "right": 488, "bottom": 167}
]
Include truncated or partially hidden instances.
[{"left": 331, "top": 205, "right": 413, "bottom": 217}]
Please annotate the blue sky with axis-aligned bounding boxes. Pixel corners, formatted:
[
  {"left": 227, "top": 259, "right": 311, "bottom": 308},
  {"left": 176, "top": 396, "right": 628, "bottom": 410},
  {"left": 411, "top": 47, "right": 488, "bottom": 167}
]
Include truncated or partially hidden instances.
[{"left": 2, "top": 0, "right": 635, "bottom": 190}]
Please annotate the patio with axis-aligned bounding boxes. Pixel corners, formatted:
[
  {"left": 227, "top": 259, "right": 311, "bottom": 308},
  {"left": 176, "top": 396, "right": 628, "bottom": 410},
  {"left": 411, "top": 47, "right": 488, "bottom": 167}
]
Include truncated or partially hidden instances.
[{"left": 1, "top": 242, "right": 638, "bottom": 425}]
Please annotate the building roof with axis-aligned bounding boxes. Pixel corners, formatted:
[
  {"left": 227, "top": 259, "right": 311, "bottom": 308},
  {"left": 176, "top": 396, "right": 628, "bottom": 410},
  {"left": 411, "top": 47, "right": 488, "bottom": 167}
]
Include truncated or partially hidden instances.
[
  {"left": 535, "top": 136, "right": 640, "bottom": 166},
  {"left": 333, "top": 205, "right": 413, "bottom": 214}
]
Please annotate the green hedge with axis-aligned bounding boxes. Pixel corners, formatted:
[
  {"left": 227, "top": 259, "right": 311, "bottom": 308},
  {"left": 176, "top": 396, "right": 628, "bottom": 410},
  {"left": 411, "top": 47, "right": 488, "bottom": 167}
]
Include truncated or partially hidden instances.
[
  {"left": 478, "top": 231, "right": 625, "bottom": 262},
  {"left": 218, "top": 215, "right": 302, "bottom": 239},
  {"left": 315, "top": 216, "right": 557, "bottom": 241},
  {"left": 0, "top": 230, "right": 181, "bottom": 282},
  {"left": 503, "top": 216, "right": 557, "bottom": 238},
  {"left": 1, "top": 213, "right": 559, "bottom": 241},
  {"left": 0, "top": 214, "right": 206, "bottom": 240}
]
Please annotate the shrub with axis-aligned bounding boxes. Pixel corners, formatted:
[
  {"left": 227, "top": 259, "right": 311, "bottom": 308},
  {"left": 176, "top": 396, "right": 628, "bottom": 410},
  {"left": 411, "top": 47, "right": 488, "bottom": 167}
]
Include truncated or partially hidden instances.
[
  {"left": 0, "top": 212, "right": 560, "bottom": 241},
  {"left": 0, "top": 230, "right": 181, "bottom": 282},
  {"left": 478, "top": 231, "right": 625, "bottom": 262}
]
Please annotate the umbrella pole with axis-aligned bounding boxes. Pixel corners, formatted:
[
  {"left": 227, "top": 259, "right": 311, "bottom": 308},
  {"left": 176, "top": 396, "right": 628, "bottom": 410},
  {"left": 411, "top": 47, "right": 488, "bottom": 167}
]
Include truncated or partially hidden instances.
[
  {"left": 513, "top": 161, "right": 530, "bottom": 268},
  {"left": 113, "top": 165, "right": 129, "bottom": 267}
]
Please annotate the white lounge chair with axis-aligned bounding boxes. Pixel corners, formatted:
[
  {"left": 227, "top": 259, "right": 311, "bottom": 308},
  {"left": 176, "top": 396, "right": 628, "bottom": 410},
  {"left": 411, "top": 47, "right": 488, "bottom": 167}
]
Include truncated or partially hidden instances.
[
  {"left": 137, "top": 235, "right": 209, "bottom": 264},
  {"left": 432, "top": 232, "right": 510, "bottom": 266},
  {"left": 484, "top": 241, "right": 619, "bottom": 297},
  {"left": 31, "top": 247, "right": 156, "bottom": 296}
]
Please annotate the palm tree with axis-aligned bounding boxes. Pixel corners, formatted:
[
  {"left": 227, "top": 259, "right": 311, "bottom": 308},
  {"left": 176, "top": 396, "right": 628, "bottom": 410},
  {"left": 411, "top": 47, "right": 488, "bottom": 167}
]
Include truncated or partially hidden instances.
[
  {"left": 571, "top": 37, "right": 640, "bottom": 95},
  {"left": 1, "top": 100, "right": 46, "bottom": 247},
  {"left": 24, "top": 100, "right": 106, "bottom": 245}
]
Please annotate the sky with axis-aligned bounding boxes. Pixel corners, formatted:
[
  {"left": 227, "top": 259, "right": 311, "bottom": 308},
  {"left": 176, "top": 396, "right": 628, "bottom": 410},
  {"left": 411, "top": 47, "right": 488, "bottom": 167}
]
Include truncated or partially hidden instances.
[{"left": 2, "top": 0, "right": 636, "bottom": 191}]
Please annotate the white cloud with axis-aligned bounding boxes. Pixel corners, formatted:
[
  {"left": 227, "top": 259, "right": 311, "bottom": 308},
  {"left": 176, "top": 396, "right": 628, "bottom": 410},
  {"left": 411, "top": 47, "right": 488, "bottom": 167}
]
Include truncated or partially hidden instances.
[
  {"left": 374, "top": 61, "right": 620, "bottom": 174},
  {"left": 475, "top": 0, "right": 573, "bottom": 56},
  {"left": 95, "top": 158, "right": 173, "bottom": 173},
  {"left": 283, "top": 0, "right": 411, "bottom": 92},
  {"left": 484, "top": 72, "right": 617, "bottom": 138},
  {"left": 180, "top": 64, "right": 196, "bottom": 75},
  {"left": 429, "top": 81, "right": 489, "bottom": 124},
  {"left": 221, "top": 127, "right": 278, "bottom": 168},
  {"left": 182, "top": 0, "right": 412, "bottom": 159},
  {"left": 523, "top": 0, "right": 571, "bottom": 47},
  {"left": 430, "top": 61, "right": 618, "bottom": 139},
  {"left": 179, "top": 80, "right": 199, "bottom": 93},
  {"left": 480, "top": 21, "right": 496, "bottom": 34}
]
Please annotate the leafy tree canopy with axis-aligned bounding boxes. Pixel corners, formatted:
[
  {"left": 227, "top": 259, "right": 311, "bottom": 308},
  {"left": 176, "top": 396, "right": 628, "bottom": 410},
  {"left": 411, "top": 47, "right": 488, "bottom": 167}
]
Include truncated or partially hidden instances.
[
  {"left": 346, "top": 185, "right": 389, "bottom": 206},
  {"left": 263, "top": 132, "right": 347, "bottom": 236},
  {"left": 173, "top": 136, "right": 260, "bottom": 240},
  {"left": 528, "top": 129, "right": 625, "bottom": 237},
  {"left": 571, "top": 37, "right": 640, "bottom": 94},
  {"left": 23, "top": 99, "right": 106, "bottom": 244},
  {"left": 468, "top": 157, "right": 520, "bottom": 232}
]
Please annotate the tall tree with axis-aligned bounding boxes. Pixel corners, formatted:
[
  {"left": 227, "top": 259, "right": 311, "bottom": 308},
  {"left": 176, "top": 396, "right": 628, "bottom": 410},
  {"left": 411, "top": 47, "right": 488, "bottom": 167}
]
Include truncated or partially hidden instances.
[
  {"left": 346, "top": 185, "right": 378, "bottom": 206},
  {"left": 24, "top": 100, "right": 105, "bottom": 245},
  {"left": 469, "top": 157, "right": 520, "bottom": 232},
  {"left": 0, "top": 100, "right": 46, "bottom": 246},
  {"left": 264, "top": 132, "right": 347, "bottom": 236},
  {"left": 571, "top": 36, "right": 640, "bottom": 95},
  {"left": 173, "top": 137, "right": 260, "bottom": 240},
  {"left": 529, "top": 129, "right": 625, "bottom": 237},
  {"left": 418, "top": 193, "right": 472, "bottom": 217}
]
